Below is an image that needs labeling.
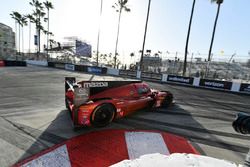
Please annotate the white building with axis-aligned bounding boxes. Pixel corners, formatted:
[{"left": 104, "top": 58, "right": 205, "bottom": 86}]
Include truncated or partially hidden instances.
[{"left": 0, "top": 23, "right": 15, "bottom": 59}]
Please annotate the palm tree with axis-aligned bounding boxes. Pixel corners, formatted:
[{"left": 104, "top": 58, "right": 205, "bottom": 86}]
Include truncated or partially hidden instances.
[
  {"left": 29, "top": 0, "right": 45, "bottom": 56},
  {"left": 183, "top": 0, "right": 196, "bottom": 76},
  {"left": 10, "top": 11, "right": 22, "bottom": 59},
  {"left": 140, "top": 0, "right": 151, "bottom": 71},
  {"left": 208, "top": 0, "right": 223, "bottom": 62},
  {"left": 130, "top": 52, "right": 134, "bottom": 65},
  {"left": 20, "top": 15, "right": 27, "bottom": 60},
  {"left": 25, "top": 14, "right": 34, "bottom": 56},
  {"left": 112, "top": 0, "right": 131, "bottom": 68},
  {"left": 206, "top": 0, "right": 223, "bottom": 77},
  {"left": 43, "top": 1, "right": 54, "bottom": 60}
]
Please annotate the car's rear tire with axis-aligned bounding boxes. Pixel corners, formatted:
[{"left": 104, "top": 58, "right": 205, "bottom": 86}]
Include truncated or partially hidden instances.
[
  {"left": 162, "top": 91, "right": 173, "bottom": 107},
  {"left": 91, "top": 103, "right": 115, "bottom": 127}
]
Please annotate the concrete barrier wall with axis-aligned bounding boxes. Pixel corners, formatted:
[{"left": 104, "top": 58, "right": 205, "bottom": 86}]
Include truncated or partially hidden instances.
[
  {"left": 26, "top": 60, "right": 48, "bottom": 66},
  {"left": 115, "top": 69, "right": 250, "bottom": 95},
  {"left": 27, "top": 60, "right": 250, "bottom": 95},
  {"left": 0, "top": 60, "right": 27, "bottom": 67},
  {"left": 107, "top": 68, "right": 119, "bottom": 76}
]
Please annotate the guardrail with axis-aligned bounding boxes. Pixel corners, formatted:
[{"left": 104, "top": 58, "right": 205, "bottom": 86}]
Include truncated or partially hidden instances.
[
  {"left": 117, "top": 70, "right": 250, "bottom": 94},
  {"left": 26, "top": 60, "right": 48, "bottom": 66},
  {"left": 0, "top": 60, "right": 27, "bottom": 67},
  {"left": 47, "top": 62, "right": 107, "bottom": 74},
  {"left": 26, "top": 60, "right": 250, "bottom": 95}
]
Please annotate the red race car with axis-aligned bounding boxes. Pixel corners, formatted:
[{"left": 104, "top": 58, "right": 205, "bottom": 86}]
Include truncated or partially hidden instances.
[{"left": 65, "top": 77, "right": 173, "bottom": 128}]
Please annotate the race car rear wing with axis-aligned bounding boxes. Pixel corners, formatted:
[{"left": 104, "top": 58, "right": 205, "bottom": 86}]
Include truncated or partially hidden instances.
[
  {"left": 65, "top": 77, "right": 142, "bottom": 107},
  {"left": 65, "top": 77, "right": 90, "bottom": 107}
]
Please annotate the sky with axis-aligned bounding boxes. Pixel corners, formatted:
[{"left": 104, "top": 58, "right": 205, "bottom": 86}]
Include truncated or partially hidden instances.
[{"left": 1, "top": 0, "right": 250, "bottom": 63}]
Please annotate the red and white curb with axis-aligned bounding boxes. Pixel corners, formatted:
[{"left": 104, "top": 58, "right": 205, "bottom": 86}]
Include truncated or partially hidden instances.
[
  {"left": 125, "top": 132, "right": 170, "bottom": 159},
  {"left": 13, "top": 130, "right": 199, "bottom": 167},
  {"left": 21, "top": 145, "right": 70, "bottom": 167}
]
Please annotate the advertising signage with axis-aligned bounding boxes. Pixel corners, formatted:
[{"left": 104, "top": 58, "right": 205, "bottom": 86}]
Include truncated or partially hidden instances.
[
  {"left": 239, "top": 83, "right": 250, "bottom": 93},
  {"left": 87, "top": 66, "right": 102, "bottom": 74},
  {"left": 199, "top": 79, "right": 232, "bottom": 90},
  {"left": 167, "top": 75, "right": 194, "bottom": 85}
]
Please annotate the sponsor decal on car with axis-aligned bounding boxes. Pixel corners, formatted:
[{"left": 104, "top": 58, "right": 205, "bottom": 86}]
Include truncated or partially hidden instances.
[{"left": 83, "top": 82, "right": 109, "bottom": 88}]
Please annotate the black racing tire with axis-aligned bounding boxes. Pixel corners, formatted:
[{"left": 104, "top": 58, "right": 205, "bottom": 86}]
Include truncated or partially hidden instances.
[
  {"left": 161, "top": 91, "right": 173, "bottom": 107},
  {"left": 145, "top": 99, "right": 156, "bottom": 112},
  {"left": 91, "top": 103, "right": 115, "bottom": 127}
]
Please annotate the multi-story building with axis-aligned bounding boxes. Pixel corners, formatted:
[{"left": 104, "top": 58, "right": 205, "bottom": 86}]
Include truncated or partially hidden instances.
[{"left": 0, "top": 23, "right": 15, "bottom": 59}]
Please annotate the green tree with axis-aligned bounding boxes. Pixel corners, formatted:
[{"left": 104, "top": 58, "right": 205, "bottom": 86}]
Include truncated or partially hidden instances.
[
  {"left": 183, "top": 0, "right": 196, "bottom": 76},
  {"left": 43, "top": 1, "right": 54, "bottom": 60},
  {"left": 112, "top": 0, "right": 131, "bottom": 68}
]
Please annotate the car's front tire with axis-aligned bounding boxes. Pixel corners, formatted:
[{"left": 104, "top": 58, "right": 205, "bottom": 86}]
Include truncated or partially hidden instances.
[{"left": 91, "top": 103, "right": 115, "bottom": 127}]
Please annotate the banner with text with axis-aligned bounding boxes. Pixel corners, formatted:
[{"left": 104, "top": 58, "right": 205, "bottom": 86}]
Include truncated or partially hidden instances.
[
  {"left": 199, "top": 79, "right": 232, "bottom": 90},
  {"left": 167, "top": 75, "right": 194, "bottom": 85},
  {"left": 239, "top": 83, "right": 250, "bottom": 94}
]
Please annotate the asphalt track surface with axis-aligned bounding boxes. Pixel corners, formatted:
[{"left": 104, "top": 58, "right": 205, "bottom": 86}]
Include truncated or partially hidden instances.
[{"left": 0, "top": 65, "right": 249, "bottom": 167}]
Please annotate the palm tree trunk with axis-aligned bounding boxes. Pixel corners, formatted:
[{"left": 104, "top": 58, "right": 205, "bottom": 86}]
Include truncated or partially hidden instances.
[
  {"left": 208, "top": 3, "right": 221, "bottom": 62},
  {"left": 183, "top": 0, "right": 196, "bottom": 76},
  {"left": 114, "top": 8, "right": 122, "bottom": 68},
  {"left": 19, "top": 23, "right": 21, "bottom": 58},
  {"left": 140, "top": 0, "right": 151, "bottom": 71},
  {"left": 29, "top": 20, "right": 31, "bottom": 56},
  {"left": 15, "top": 21, "right": 17, "bottom": 60},
  {"left": 206, "top": 3, "right": 221, "bottom": 77},
  {"left": 96, "top": 0, "right": 103, "bottom": 66},
  {"left": 22, "top": 26, "right": 24, "bottom": 60},
  {"left": 47, "top": 9, "right": 49, "bottom": 61},
  {"left": 38, "top": 14, "right": 41, "bottom": 56}
]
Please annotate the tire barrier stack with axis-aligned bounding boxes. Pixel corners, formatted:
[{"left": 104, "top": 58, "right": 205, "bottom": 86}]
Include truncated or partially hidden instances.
[{"left": 0, "top": 60, "right": 27, "bottom": 67}]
